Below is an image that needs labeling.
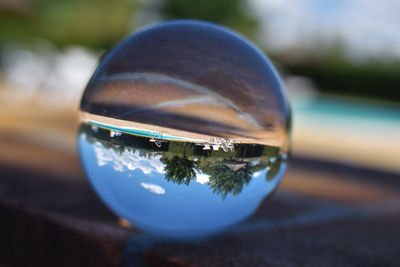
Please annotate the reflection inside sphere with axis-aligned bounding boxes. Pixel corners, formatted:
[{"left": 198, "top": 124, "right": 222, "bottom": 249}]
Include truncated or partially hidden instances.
[
  {"left": 78, "top": 20, "right": 291, "bottom": 238},
  {"left": 79, "top": 124, "right": 286, "bottom": 238}
]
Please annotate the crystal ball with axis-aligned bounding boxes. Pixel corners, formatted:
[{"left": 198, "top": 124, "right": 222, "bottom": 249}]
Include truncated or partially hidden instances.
[{"left": 78, "top": 20, "right": 291, "bottom": 238}]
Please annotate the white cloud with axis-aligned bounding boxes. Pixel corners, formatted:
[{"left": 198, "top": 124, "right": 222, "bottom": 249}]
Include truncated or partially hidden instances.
[
  {"left": 140, "top": 182, "right": 166, "bottom": 195},
  {"left": 253, "top": 166, "right": 271, "bottom": 178},
  {"left": 253, "top": 170, "right": 264, "bottom": 178},
  {"left": 195, "top": 170, "right": 210, "bottom": 184},
  {"left": 93, "top": 142, "right": 165, "bottom": 175}
]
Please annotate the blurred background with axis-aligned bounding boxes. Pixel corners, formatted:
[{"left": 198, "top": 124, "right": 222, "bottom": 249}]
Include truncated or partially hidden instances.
[
  {"left": 1, "top": 0, "right": 399, "bottom": 175},
  {"left": 1, "top": 1, "right": 400, "bottom": 265}
]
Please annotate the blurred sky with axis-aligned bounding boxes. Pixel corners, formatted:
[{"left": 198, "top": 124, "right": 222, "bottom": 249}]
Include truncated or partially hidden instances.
[{"left": 250, "top": 0, "right": 400, "bottom": 60}]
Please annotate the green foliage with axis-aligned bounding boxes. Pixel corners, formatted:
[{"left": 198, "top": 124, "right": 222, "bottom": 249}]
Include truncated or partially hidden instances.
[
  {"left": 0, "top": 0, "right": 137, "bottom": 49},
  {"left": 168, "top": 141, "right": 194, "bottom": 157},
  {"left": 160, "top": 155, "right": 197, "bottom": 185},
  {"left": 286, "top": 60, "right": 400, "bottom": 103},
  {"left": 160, "top": 0, "right": 258, "bottom": 39},
  {"left": 199, "top": 160, "right": 252, "bottom": 199},
  {"left": 266, "top": 157, "right": 282, "bottom": 181}
]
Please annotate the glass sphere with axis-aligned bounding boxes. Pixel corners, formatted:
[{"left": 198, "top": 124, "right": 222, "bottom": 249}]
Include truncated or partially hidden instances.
[{"left": 78, "top": 20, "right": 291, "bottom": 238}]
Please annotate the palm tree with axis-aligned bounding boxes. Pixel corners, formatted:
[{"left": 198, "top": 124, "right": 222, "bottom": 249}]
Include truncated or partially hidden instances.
[
  {"left": 160, "top": 155, "right": 197, "bottom": 185},
  {"left": 199, "top": 159, "right": 252, "bottom": 199}
]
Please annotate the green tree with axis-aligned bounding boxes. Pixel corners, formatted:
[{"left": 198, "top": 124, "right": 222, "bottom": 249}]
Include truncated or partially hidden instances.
[
  {"left": 160, "top": 155, "right": 197, "bottom": 185},
  {"left": 160, "top": 0, "right": 258, "bottom": 40},
  {"left": 199, "top": 159, "right": 252, "bottom": 199},
  {"left": 0, "top": 0, "right": 137, "bottom": 49}
]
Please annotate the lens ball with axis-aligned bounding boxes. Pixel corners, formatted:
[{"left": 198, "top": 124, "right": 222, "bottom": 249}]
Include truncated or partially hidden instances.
[{"left": 78, "top": 20, "right": 291, "bottom": 238}]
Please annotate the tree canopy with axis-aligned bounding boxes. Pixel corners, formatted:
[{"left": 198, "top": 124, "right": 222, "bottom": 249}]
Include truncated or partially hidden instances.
[{"left": 0, "top": 0, "right": 136, "bottom": 49}]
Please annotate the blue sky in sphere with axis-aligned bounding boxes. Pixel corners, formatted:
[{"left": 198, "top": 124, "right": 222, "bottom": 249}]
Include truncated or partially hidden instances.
[{"left": 78, "top": 134, "right": 284, "bottom": 237}]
